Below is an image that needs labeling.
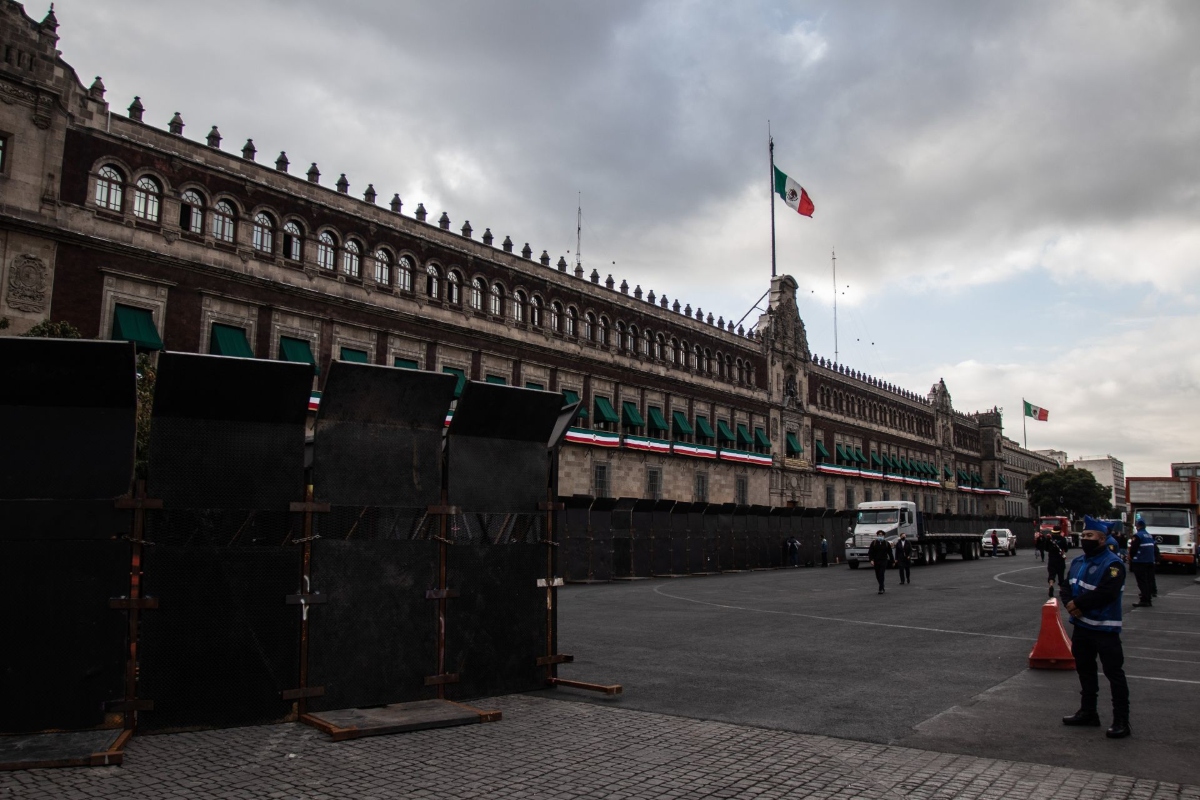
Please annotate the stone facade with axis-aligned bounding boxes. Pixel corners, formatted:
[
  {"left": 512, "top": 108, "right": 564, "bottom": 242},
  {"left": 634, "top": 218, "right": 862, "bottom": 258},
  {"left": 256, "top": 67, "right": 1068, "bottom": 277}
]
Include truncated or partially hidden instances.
[
  {"left": 1000, "top": 436, "right": 1061, "bottom": 517},
  {"left": 0, "top": 3, "right": 1023, "bottom": 512}
]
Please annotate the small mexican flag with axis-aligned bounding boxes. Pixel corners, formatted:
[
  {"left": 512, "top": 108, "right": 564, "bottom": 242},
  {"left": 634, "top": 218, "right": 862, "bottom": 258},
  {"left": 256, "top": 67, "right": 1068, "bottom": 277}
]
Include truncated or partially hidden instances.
[
  {"left": 1024, "top": 400, "right": 1049, "bottom": 421},
  {"left": 773, "top": 166, "right": 815, "bottom": 217}
]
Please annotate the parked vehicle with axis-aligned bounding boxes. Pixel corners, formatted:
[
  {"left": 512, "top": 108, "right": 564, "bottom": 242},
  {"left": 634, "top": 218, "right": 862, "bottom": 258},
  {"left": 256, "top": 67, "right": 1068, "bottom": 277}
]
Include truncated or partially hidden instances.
[
  {"left": 981, "top": 528, "right": 1017, "bottom": 556},
  {"left": 1127, "top": 477, "right": 1199, "bottom": 574},
  {"left": 844, "top": 501, "right": 984, "bottom": 568},
  {"left": 1037, "top": 516, "right": 1075, "bottom": 548}
]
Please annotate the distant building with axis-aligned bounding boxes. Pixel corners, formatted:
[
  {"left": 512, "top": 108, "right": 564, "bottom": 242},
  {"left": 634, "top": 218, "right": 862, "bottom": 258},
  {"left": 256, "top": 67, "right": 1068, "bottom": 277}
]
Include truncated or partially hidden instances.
[
  {"left": 999, "top": 437, "right": 1060, "bottom": 517},
  {"left": 1033, "top": 449, "right": 1069, "bottom": 469},
  {"left": 1071, "top": 455, "right": 1126, "bottom": 510},
  {"left": 1171, "top": 462, "right": 1200, "bottom": 479}
]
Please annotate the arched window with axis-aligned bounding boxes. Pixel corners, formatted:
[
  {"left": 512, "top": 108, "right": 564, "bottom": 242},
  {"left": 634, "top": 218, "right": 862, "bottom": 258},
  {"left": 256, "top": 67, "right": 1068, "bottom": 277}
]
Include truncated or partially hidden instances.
[
  {"left": 514, "top": 290, "right": 528, "bottom": 323},
  {"left": 617, "top": 321, "right": 627, "bottom": 352},
  {"left": 317, "top": 232, "right": 337, "bottom": 270},
  {"left": 550, "top": 301, "right": 563, "bottom": 333},
  {"left": 133, "top": 176, "right": 161, "bottom": 222},
  {"left": 704, "top": 348, "right": 713, "bottom": 375},
  {"left": 530, "top": 296, "right": 543, "bottom": 327},
  {"left": 397, "top": 256, "right": 413, "bottom": 291},
  {"left": 212, "top": 200, "right": 236, "bottom": 243},
  {"left": 426, "top": 264, "right": 441, "bottom": 299},
  {"left": 599, "top": 316, "right": 610, "bottom": 346},
  {"left": 95, "top": 165, "right": 124, "bottom": 211},
  {"left": 252, "top": 212, "right": 275, "bottom": 254},
  {"left": 671, "top": 338, "right": 681, "bottom": 366},
  {"left": 629, "top": 326, "right": 640, "bottom": 355},
  {"left": 566, "top": 307, "right": 578, "bottom": 338},
  {"left": 490, "top": 283, "right": 504, "bottom": 316},
  {"left": 343, "top": 240, "right": 361, "bottom": 278},
  {"left": 682, "top": 341, "right": 691, "bottom": 369},
  {"left": 180, "top": 189, "right": 204, "bottom": 233},
  {"left": 374, "top": 249, "right": 392, "bottom": 285},
  {"left": 470, "top": 278, "right": 485, "bottom": 311},
  {"left": 585, "top": 312, "right": 596, "bottom": 342},
  {"left": 654, "top": 334, "right": 664, "bottom": 360},
  {"left": 283, "top": 221, "right": 303, "bottom": 261},
  {"left": 447, "top": 270, "right": 461, "bottom": 305}
]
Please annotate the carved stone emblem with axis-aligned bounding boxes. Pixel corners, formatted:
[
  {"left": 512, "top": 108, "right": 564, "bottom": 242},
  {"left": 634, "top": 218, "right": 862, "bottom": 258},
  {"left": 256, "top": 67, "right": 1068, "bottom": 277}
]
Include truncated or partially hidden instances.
[
  {"left": 162, "top": 229, "right": 178, "bottom": 244},
  {"left": 6, "top": 254, "right": 49, "bottom": 312}
]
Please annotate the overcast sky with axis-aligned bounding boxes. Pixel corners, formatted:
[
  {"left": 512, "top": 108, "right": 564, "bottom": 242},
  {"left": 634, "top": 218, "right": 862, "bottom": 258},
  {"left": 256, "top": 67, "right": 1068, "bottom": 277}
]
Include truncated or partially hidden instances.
[{"left": 51, "top": 0, "right": 1200, "bottom": 480}]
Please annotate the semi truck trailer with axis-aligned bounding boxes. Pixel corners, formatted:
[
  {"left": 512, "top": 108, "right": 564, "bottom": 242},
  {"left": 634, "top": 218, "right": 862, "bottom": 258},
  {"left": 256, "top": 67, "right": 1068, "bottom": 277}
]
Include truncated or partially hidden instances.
[
  {"left": 844, "top": 501, "right": 984, "bottom": 568},
  {"left": 1126, "top": 476, "right": 1199, "bottom": 574}
]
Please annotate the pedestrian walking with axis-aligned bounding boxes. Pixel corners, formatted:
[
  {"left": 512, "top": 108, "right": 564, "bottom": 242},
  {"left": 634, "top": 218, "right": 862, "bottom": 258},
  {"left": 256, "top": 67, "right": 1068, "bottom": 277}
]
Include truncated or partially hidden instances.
[
  {"left": 785, "top": 535, "right": 800, "bottom": 568},
  {"left": 990, "top": 529, "right": 999, "bottom": 557},
  {"left": 868, "top": 531, "right": 893, "bottom": 594},
  {"left": 1046, "top": 529, "right": 1069, "bottom": 599},
  {"left": 1129, "top": 519, "right": 1156, "bottom": 608},
  {"left": 820, "top": 536, "right": 829, "bottom": 568},
  {"left": 1035, "top": 532, "right": 1046, "bottom": 562},
  {"left": 894, "top": 532, "right": 913, "bottom": 585},
  {"left": 1060, "top": 527, "right": 1131, "bottom": 738}
]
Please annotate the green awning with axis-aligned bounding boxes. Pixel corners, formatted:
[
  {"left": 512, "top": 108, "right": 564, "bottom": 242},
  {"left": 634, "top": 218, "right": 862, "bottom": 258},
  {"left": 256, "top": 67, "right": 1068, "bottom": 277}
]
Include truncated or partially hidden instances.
[
  {"left": 594, "top": 396, "right": 620, "bottom": 424},
  {"left": 672, "top": 411, "right": 694, "bottom": 437},
  {"left": 112, "top": 304, "right": 163, "bottom": 351},
  {"left": 695, "top": 415, "right": 716, "bottom": 440},
  {"left": 854, "top": 447, "right": 868, "bottom": 464},
  {"left": 562, "top": 389, "right": 587, "bottom": 419},
  {"left": 647, "top": 406, "right": 669, "bottom": 432},
  {"left": 815, "top": 440, "right": 831, "bottom": 460},
  {"left": 786, "top": 432, "right": 802, "bottom": 456},
  {"left": 280, "top": 336, "right": 317, "bottom": 373},
  {"left": 736, "top": 423, "right": 753, "bottom": 447},
  {"left": 834, "top": 444, "right": 847, "bottom": 462},
  {"left": 922, "top": 461, "right": 934, "bottom": 475},
  {"left": 943, "top": 466, "right": 953, "bottom": 479},
  {"left": 871, "top": 452, "right": 883, "bottom": 468},
  {"left": 716, "top": 420, "right": 736, "bottom": 443},
  {"left": 340, "top": 347, "right": 369, "bottom": 363},
  {"left": 210, "top": 323, "right": 254, "bottom": 358},
  {"left": 622, "top": 401, "right": 645, "bottom": 427},
  {"left": 754, "top": 427, "right": 771, "bottom": 450},
  {"left": 957, "top": 469, "right": 969, "bottom": 482},
  {"left": 914, "top": 459, "right": 927, "bottom": 475},
  {"left": 442, "top": 366, "right": 466, "bottom": 398},
  {"left": 972, "top": 473, "right": 982, "bottom": 485},
  {"left": 485, "top": 374, "right": 507, "bottom": 385},
  {"left": 999, "top": 475, "right": 1008, "bottom": 488},
  {"left": 394, "top": 357, "right": 419, "bottom": 369},
  {"left": 525, "top": 381, "right": 544, "bottom": 390},
  {"left": 898, "top": 457, "right": 910, "bottom": 472}
]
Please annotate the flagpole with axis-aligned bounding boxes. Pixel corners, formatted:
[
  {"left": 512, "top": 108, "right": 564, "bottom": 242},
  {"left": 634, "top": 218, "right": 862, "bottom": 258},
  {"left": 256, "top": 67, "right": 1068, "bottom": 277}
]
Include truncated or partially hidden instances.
[
  {"left": 1022, "top": 399, "right": 1027, "bottom": 450},
  {"left": 769, "top": 125, "right": 777, "bottom": 279}
]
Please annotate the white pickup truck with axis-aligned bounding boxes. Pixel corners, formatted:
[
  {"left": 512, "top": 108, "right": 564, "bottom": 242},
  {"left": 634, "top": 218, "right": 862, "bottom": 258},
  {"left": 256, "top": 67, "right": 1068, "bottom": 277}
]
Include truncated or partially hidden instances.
[{"left": 981, "top": 528, "right": 1017, "bottom": 556}]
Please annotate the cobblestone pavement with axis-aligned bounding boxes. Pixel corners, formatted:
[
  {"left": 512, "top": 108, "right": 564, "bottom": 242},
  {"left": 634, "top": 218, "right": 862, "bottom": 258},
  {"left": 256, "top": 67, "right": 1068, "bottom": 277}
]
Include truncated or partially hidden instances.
[{"left": 3, "top": 695, "right": 1198, "bottom": 800}]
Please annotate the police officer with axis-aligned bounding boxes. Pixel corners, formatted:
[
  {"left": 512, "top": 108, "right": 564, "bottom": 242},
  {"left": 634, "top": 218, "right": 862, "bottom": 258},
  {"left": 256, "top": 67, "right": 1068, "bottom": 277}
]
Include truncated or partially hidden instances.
[
  {"left": 868, "top": 530, "right": 893, "bottom": 594},
  {"left": 1060, "top": 527, "right": 1131, "bottom": 738},
  {"left": 894, "top": 532, "right": 913, "bottom": 585},
  {"left": 1046, "top": 528, "right": 1069, "bottom": 599},
  {"left": 1129, "top": 518, "right": 1156, "bottom": 608}
]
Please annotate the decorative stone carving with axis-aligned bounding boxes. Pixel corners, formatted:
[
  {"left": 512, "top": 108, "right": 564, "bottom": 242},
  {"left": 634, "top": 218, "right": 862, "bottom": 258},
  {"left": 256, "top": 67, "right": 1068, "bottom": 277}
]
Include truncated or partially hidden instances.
[
  {"left": 6, "top": 254, "right": 49, "bottom": 312},
  {"left": 162, "top": 230, "right": 178, "bottom": 244}
]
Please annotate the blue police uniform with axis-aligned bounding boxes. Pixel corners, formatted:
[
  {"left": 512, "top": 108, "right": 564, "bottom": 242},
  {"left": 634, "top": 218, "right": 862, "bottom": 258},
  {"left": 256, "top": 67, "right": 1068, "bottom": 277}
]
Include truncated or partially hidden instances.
[
  {"left": 1061, "top": 545, "right": 1130, "bottom": 734},
  {"left": 1129, "top": 526, "right": 1156, "bottom": 607}
]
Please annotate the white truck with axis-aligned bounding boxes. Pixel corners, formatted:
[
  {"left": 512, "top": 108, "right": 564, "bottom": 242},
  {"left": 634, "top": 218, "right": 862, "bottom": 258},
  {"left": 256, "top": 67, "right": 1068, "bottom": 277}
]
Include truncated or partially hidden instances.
[
  {"left": 844, "top": 500, "right": 987, "bottom": 568},
  {"left": 1126, "top": 476, "right": 1199, "bottom": 574}
]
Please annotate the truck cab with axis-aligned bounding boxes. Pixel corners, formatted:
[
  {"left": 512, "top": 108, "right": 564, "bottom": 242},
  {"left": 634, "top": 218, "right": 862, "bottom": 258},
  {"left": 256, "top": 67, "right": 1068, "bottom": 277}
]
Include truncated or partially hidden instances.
[
  {"left": 1136, "top": 507, "right": 1197, "bottom": 574},
  {"left": 844, "top": 501, "right": 918, "bottom": 569},
  {"left": 1037, "top": 516, "right": 1075, "bottom": 548}
]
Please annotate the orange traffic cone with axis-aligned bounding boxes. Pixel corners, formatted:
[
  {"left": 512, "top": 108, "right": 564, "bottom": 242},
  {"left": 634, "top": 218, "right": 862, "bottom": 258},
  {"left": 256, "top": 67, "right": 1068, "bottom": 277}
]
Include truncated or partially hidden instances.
[{"left": 1029, "top": 598, "right": 1075, "bottom": 670}]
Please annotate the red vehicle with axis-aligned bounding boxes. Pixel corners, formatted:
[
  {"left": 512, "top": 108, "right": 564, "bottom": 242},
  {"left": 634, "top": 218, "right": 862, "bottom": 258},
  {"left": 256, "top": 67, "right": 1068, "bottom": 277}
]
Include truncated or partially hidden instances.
[{"left": 1037, "top": 516, "right": 1076, "bottom": 548}]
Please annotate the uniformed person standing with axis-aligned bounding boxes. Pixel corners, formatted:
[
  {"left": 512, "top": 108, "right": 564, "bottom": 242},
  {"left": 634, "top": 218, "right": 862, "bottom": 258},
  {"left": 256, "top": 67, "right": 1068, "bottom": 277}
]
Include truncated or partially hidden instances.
[
  {"left": 1046, "top": 529, "right": 1069, "bottom": 599},
  {"left": 868, "top": 531, "right": 893, "bottom": 594},
  {"left": 1129, "top": 518, "right": 1156, "bottom": 608},
  {"left": 1060, "top": 527, "right": 1131, "bottom": 739}
]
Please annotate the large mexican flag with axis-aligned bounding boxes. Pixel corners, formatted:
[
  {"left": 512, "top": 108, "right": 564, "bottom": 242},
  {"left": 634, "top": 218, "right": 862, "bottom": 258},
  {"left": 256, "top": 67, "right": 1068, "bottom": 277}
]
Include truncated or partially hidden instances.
[
  {"left": 773, "top": 166, "right": 815, "bottom": 217},
  {"left": 1024, "top": 400, "right": 1049, "bottom": 421}
]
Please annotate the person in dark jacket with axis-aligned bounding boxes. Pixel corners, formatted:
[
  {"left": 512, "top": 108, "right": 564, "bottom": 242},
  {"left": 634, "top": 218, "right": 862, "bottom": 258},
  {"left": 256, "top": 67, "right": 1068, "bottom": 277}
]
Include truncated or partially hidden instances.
[
  {"left": 1060, "top": 528, "right": 1131, "bottom": 739},
  {"left": 1046, "top": 530, "right": 1069, "bottom": 599},
  {"left": 1129, "top": 519, "right": 1156, "bottom": 608},
  {"left": 1035, "top": 532, "right": 1046, "bottom": 562},
  {"left": 894, "top": 532, "right": 913, "bottom": 585},
  {"left": 868, "top": 531, "right": 893, "bottom": 594},
  {"left": 820, "top": 536, "right": 829, "bottom": 567},
  {"left": 785, "top": 535, "right": 800, "bottom": 568},
  {"left": 989, "top": 529, "right": 999, "bottom": 557}
]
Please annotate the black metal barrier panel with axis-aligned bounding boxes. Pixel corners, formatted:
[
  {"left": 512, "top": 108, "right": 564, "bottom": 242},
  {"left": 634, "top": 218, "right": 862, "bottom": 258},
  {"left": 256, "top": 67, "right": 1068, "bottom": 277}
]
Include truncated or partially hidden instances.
[
  {"left": 0, "top": 339, "right": 136, "bottom": 735},
  {"left": 667, "top": 501, "right": 688, "bottom": 575},
  {"left": 589, "top": 498, "right": 617, "bottom": 582},
  {"left": 631, "top": 499, "right": 654, "bottom": 577},
  {"left": 610, "top": 498, "right": 637, "bottom": 578}
]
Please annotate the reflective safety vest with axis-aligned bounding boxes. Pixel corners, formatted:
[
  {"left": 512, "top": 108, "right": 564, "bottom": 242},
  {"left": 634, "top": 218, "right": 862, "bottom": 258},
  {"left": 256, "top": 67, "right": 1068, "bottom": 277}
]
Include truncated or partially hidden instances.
[
  {"left": 1067, "top": 549, "right": 1124, "bottom": 632},
  {"left": 1131, "top": 529, "right": 1156, "bottom": 564}
]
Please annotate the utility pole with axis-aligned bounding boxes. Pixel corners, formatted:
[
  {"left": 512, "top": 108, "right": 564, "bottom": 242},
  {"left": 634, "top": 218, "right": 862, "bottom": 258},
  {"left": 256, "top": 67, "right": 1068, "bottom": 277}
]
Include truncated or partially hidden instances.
[{"left": 575, "top": 193, "right": 582, "bottom": 274}]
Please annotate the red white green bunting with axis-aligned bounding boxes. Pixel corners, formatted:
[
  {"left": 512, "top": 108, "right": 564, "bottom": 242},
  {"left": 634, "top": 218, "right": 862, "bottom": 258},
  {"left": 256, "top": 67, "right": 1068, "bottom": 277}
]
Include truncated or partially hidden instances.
[
  {"left": 673, "top": 442, "right": 718, "bottom": 459},
  {"left": 308, "top": 391, "right": 321, "bottom": 412}
]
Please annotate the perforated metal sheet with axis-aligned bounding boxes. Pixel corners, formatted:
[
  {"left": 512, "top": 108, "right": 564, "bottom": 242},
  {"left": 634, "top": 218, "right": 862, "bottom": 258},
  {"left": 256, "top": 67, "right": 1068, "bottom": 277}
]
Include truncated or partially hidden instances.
[
  {"left": 138, "top": 546, "right": 300, "bottom": 732},
  {"left": 306, "top": 539, "right": 439, "bottom": 712},
  {"left": 444, "top": 544, "right": 545, "bottom": 701},
  {"left": 0, "top": 540, "right": 128, "bottom": 734}
]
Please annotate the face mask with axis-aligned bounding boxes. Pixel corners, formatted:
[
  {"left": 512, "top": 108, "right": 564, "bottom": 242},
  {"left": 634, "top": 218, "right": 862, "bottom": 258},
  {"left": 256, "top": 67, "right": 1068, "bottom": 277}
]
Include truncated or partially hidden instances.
[{"left": 1080, "top": 539, "right": 1102, "bottom": 556}]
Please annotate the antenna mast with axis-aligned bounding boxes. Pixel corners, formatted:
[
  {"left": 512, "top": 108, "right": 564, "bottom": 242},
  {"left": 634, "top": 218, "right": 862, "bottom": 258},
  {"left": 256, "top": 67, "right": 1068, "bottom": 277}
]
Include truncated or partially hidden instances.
[
  {"left": 575, "top": 192, "right": 582, "bottom": 274},
  {"left": 832, "top": 247, "right": 838, "bottom": 364}
]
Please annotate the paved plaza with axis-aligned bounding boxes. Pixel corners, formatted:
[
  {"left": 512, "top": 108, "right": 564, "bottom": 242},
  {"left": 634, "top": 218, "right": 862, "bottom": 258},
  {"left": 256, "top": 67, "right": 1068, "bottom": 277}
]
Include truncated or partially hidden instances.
[{"left": 4, "top": 556, "right": 1199, "bottom": 799}]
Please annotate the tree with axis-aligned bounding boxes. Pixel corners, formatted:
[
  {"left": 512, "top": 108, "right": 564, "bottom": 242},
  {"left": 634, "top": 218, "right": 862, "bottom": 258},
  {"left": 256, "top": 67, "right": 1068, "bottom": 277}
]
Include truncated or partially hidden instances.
[
  {"left": 1027, "top": 468, "right": 1114, "bottom": 519},
  {"left": 20, "top": 319, "right": 82, "bottom": 338}
]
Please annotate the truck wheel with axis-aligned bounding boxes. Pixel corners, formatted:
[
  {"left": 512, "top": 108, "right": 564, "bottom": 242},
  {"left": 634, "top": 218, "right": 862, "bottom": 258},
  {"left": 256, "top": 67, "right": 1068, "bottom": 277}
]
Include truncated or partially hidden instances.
[{"left": 848, "top": 561, "right": 859, "bottom": 570}]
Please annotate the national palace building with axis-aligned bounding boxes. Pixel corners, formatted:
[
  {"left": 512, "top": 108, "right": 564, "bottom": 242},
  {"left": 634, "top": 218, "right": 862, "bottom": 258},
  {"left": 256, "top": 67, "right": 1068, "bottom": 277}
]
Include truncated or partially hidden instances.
[{"left": 0, "top": 3, "right": 1041, "bottom": 515}]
